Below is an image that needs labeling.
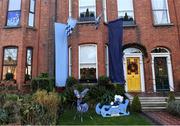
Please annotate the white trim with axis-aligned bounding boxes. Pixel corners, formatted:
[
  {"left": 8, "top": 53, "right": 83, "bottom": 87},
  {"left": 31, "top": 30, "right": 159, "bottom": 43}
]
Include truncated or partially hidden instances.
[
  {"left": 68, "top": 47, "right": 72, "bottom": 76},
  {"left": 105, "top": 45, "right": 109, "bottom": 76},
  {"left": 151, "top": 53, "right": 174, "bottom": 92},
  {"left": 69, "top": 0, "right": 72, "bottom": 17},
  {"left": 78, "top": 44, "right": 98, "bottom": 79},
  {"left": 123, "top": 53, "right": 145, "bottom": 92},
  {"left": 102, "top": 0, "right": 107, "bottom": 23}
]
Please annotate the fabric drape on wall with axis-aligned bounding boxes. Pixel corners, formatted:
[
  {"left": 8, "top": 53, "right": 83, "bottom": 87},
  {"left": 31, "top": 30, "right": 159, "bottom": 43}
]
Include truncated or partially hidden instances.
[{"left": 108, "top": 19, "right": 125, "bottom": 84}]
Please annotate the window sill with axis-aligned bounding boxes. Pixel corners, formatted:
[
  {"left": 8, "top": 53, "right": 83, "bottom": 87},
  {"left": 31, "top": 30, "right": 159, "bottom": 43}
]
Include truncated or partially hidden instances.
[
  {"left": 3, "top": 26, "right": 21, "bottom": 29},
  {"left": 77, "top": 21, "right": 96, "bottom": 24},
  {"left": 153, "top": 23, "right": 174, "bottom": 27},
  {"left": 26, "top": 26, "right": 37, "bottom": 31},
  {"left": 123, "top": 24, "right": 137, "bottom": 28}
]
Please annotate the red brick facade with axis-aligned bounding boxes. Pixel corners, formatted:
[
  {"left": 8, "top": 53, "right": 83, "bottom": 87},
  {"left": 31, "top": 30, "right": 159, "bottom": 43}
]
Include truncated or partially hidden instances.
[{"left": 0, "top": 0, "right": 180, "bottom": 92}]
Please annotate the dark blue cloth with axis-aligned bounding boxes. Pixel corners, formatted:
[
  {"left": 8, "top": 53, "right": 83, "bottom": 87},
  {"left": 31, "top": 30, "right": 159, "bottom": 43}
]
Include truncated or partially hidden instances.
[{"left": 108, "top": 19, "right": 125, "bottom": 84}]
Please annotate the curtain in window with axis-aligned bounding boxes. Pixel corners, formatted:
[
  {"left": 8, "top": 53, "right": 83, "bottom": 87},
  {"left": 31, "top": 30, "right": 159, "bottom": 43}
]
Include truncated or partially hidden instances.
[{"left": 152, "top": 0, "right": 169, "bottom": 24}]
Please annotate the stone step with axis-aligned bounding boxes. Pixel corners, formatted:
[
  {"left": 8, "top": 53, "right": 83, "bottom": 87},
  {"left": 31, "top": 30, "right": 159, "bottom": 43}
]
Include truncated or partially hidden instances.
[
  {"left": 142, "top": 106, "right": 166, "bottom": 111},
  {"left": 141, "top": 102, "right": 167, "bottom": 107}
]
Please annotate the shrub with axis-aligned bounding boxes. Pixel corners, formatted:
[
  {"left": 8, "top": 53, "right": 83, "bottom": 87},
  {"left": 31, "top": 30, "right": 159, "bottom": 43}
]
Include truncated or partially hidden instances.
[
  {"left": 62, "top": 87, "right": 76, "bottom": 107},
  {"left": 167, "top": 91, "right": 175, "bottom": 103},
  {"left": 167, "top": 100, "right": 180, "bottom": 117},
  {"left": 5, "top": 73, "right": 14, "bottom": 80},
  {"left": 131, "top": 95, "right": 141, "bottom": 113},
  {"left": 98, "top": 76, "right": 111, "bottom": 86},
  {"left": 66, "top": 76, "right": 78, "bottom": 87},
  {"left": 0, "top": 108, "right": 8, "bottom": 124},
  {"left": 114, "top": 84, "right": 125, "bottom": 95},
  {"left": 31, "top": 73, "right": 54, "bottom": 92},
  {"left": 32, "top": 90, "right": 60, "bottom": 125}
]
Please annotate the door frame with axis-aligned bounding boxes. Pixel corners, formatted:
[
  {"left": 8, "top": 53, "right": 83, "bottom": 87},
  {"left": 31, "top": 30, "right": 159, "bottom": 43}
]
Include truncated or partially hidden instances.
[
  {"left": 123, "top": 53, "right": 145, "bottom": 92},
  {"left": 151, "top": 53, "right": 174, "bottom": 92}
]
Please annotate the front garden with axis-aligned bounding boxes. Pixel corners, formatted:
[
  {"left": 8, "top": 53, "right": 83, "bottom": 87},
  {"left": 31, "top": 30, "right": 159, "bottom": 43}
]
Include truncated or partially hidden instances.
[{"left": 0, "top": 73, "right": 179, "bottom": 125}]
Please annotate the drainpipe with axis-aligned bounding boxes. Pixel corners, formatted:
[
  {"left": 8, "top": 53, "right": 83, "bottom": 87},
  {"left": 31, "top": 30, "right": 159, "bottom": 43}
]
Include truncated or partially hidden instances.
[
  {"left": 69, "top": 0, "right": 72, "bottom": 17},
  {"left": 36, "top": 0, "right": 42, "bottom": 76},
  {"left": 102, "top": 0, "right": 107, "bottom": 23},
  {"left": 173, "top": 0, "right": 180, "bottom": 47}
]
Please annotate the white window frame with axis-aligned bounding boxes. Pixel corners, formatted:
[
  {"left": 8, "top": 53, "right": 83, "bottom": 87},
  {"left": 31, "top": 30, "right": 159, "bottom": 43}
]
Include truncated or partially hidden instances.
[
  {"left": 28, "top": 0, "right": 36, "bottom": 27},
  {"left": 78, "top": 44, "right": 98, "bottom": 80},
  {"left": 151, "top": 0, "right": 170, "bottom": 25},
  {"left": 117, "top": 0, "right": 134, "bottom": 21},
  {"left": 69, "top": 47, "right": 72, "bottom": 76},
  {"left": 105, "top": 45, "right": 109, "bottom": 76},
  {"left": 78, "top": 0, "right": 96, "bottom": 18}
]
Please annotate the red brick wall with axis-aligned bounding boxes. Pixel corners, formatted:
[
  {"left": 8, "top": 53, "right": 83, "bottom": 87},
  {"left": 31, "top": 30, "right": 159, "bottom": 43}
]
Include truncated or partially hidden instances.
[
  {"left": 0, "top": 0, "right": 180, "bottom": 91},
  {"left": 59, "top": 0, "right": 180, "bottom": 92}
]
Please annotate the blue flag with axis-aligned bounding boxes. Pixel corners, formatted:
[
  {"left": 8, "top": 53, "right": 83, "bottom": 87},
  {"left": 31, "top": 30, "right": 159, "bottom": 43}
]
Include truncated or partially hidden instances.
[
  {"left": 108, "top": 19, "right": 125, "bottom": 84},
  {"left": 55, "top": 17, "right": 77, "bottom": 87},
  {"left": 65, "top": 17, "right": 77, "bottom": 36}
]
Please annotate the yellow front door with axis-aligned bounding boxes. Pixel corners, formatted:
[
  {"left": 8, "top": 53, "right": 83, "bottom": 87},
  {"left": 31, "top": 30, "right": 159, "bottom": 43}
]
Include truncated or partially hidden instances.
[{"left": 126, "top": 57, "right": 141, "bottom": 92}]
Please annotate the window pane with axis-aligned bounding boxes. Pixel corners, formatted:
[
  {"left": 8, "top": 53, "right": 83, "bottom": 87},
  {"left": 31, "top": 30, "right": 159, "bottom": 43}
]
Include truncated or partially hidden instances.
[
  {"left": 7, "top": 11, "right": 21, "bottom": 26},
  {"left": 118, "top": 11, "right": 134, "bottom": 20},
  {"left": 80, "top": 46, "right": 96, "bottom": 63},
  {"left": 25, "top": 48, "right": 32, "bottom": 80},
  {"left": 153, "top": 11, "right": 169, "bottom": 24},
  {"left": 30, "top": 0, "right": 35, "bottom": 12},
  {"left": 3, "top": 66, "right": 17, "bottom": 80},
  {"left": 118, "top": 0, "right": 133, "bottom": 11},
  {"left": 27, "top": 49, "right": 32, "bottom": 65},
  {"left": 152, "top": 0, "right": 167, "bottom": 10},
  {"left": 4, "top": 48, "right": 18, "bottom": 65},
  {"left": 79, "top": 0, "right": 95, "bottom": 7},
  {"left": 79, "top": 0, "right": 96, "bottom": 19},
  {"left": 28, "top": 13, "right": 34, "bottom": 27},
  {"left": 9, "top": 0, "right": 21, "bottom": 10}
]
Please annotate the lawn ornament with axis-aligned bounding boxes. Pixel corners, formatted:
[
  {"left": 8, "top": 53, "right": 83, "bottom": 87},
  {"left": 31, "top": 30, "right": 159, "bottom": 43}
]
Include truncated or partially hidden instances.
[
  {"left": 74, "top": 88, "right": 92, "bottom": 122},
  {"left": 95, "top": 95, "right": 130, "bottom": 117}
]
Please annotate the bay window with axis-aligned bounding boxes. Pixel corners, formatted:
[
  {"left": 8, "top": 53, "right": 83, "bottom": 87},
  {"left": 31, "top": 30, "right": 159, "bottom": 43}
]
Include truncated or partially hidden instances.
[
  {"left": 79, "top": 44, "right": 97, "bottom": 82},
  {"left": 25, "top": 48, "right": 33, "bottom": 81},
  {"left": 3, "top": 47, "right": 18, "bottom": 80}
]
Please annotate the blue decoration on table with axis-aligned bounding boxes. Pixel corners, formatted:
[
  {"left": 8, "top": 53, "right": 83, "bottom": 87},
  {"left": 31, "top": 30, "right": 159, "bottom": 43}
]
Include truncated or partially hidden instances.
[{"left": 95, "top": 95, "right": 130, "bottom": 117}]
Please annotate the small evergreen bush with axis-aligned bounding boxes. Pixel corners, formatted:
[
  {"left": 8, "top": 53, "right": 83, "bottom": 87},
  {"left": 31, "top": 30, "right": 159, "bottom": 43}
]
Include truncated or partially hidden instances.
[
  {"left": 167, "top": 100, "right": 180, "bottom": 117},
  {"left": 167, "top": 91, "right": 175, "bottom": 103},
  {"left": 66, "top": 76, "right": 78, "bottom": 87},
  {"left": 31, "top": 73, "right": 54, "bottom": 92},
  {"left": 131, "top": 95, "right": 141, "bottom": 113},
  {"left": 98, "top": 76, "right": 110, "bottom": 86}
]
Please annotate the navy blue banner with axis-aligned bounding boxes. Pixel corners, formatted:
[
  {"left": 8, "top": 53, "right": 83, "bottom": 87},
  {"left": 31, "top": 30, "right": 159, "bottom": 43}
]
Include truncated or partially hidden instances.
[{"left": 108, "top": 19, "right": 125, "bottom": 84}]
